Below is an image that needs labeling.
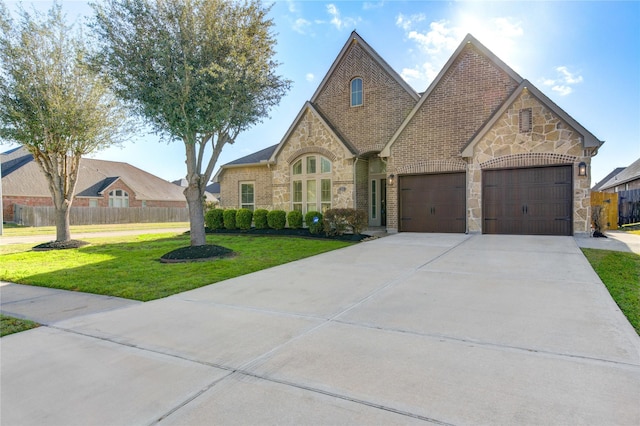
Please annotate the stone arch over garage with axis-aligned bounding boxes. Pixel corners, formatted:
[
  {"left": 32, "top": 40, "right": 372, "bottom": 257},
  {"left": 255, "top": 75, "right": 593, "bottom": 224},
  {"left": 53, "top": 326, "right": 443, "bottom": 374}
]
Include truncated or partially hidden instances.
[
  {"left": 392, "top": 159, "right": 467, "bottom": 175},
  {"left": 480, "top": 153, "right": 577, "bottom": 170}
]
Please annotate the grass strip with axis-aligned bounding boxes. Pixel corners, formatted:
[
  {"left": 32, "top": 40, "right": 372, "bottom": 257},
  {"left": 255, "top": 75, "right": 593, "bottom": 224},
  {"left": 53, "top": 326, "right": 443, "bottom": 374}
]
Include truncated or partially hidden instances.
[
  {"left": 0, "top": 233, "right": 352, "bottom": 301},
  {"left": 1, "top": 222, "right": 189, "bottom": 237},
  {"left": 0, "top": 315, "right": 40, "bottom": 337},
  {"left": 582, "top": 248, "right": 640, "bottom": 335}
]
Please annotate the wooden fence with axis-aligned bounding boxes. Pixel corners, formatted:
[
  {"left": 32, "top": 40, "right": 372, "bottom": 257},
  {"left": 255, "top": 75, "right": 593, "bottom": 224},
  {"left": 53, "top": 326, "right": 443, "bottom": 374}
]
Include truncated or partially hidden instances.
[
  {"left": 618, "top": 189, "right": 640, "bottom": 226},
  {"left": 590, "top": 191, "right": 618, "bottom": 230},
  {"left": 13, "top": 205, "right": 189, "bottom": 227}
]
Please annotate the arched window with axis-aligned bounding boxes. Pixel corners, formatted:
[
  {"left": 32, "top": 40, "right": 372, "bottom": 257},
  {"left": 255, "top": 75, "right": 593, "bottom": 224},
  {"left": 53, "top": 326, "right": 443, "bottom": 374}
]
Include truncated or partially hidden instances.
[
  {"left": 351, "top": 77, "right": 363, "bottom": 107},
  {"left": 108, "top": 189, "right": 129, "bottom": 207},
  {"left": 292, "top": 155, "right": 332, "bottom": 213}
]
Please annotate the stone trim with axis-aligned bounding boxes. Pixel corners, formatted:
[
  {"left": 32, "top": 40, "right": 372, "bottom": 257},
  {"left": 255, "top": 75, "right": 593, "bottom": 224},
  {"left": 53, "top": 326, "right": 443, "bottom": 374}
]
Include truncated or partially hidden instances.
[
  {"left": 395, "top": 159, "right": 467, "bottom": 175},
  {"left": 286, "top": 147, "right": 337, "bottom": 164},
  {"left": 480, "top": 153, "right": 576, "bottom": 170}
]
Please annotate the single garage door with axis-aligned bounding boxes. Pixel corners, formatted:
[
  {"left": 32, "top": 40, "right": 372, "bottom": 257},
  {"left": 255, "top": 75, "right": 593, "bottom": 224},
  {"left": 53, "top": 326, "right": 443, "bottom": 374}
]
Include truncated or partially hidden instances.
[
  {"left": 399, "top": 173, "right": 466, "bottom": 233},
  {"left": 483, "top": 165, "right": 572, "bottom": 236}
]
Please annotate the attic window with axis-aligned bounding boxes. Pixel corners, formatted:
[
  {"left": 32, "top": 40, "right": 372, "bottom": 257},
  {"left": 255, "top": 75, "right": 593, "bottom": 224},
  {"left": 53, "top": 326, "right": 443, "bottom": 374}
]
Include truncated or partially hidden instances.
[
  {"left": 351, "top": 77, "right": 363, "bottom": 107},
  {"left": 519, "top": 108, "right": 532, "bottom": 133},
  {"left": 109, "top": 189, "right": 129, "bottom": 207}
]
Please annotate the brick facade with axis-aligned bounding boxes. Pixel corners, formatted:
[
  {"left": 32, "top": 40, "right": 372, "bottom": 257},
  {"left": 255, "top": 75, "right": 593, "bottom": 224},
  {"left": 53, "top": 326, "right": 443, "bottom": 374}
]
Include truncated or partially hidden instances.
[{"left": 218, "top": 32, "right": 601, "bottom": 236}]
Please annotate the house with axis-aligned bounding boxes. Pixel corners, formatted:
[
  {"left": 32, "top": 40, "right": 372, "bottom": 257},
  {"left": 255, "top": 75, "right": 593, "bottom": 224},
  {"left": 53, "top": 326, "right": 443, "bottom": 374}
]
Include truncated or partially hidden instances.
[
  {"left": 172, "top": 178, "right": 219, "bottom": 204},
  {"left": 593, "top": 158, "right": 640, "bottom": 193},
  {"left": 1, "top": 146, "right": 187, "bottom": 222},
  {"left": 215, "top": 32, "right": 603, "bottom": 237}
]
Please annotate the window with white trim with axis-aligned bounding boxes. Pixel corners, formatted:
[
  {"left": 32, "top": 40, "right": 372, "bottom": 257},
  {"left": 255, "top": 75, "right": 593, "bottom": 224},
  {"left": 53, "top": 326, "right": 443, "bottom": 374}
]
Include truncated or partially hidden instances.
[
  {"left": 351, "top": 77, "right": 363, "bottom": 107},
  {"left": 240, "top": 182, "right": 255, "bottom": 210},
  {"left": 292, "top": 155, "right": 332, "bottom": 213},
  {"left": 108, "top": 189, "right": 129, "bottom": 207}
]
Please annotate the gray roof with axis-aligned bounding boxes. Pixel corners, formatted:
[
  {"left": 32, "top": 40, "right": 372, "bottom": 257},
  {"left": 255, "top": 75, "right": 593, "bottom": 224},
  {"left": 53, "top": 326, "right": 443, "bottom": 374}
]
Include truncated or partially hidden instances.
[
  {"left": 224, "top": 144, "right": 278, "bottom": 166},
  {"left": 597, "top": 157, "right": 640, "bottom": 191},
  {"left": 1, "top": 146, "right": 185, "bottom": 202},
  {"left": 592, "top": 167, "right": 625, "bottom": 191}
]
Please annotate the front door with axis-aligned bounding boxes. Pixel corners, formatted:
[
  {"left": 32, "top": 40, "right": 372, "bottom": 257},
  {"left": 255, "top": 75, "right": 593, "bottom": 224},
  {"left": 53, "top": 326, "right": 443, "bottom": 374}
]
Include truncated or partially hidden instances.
[{"left": 369, "top": 178, "right": 387, "bottom": 227}]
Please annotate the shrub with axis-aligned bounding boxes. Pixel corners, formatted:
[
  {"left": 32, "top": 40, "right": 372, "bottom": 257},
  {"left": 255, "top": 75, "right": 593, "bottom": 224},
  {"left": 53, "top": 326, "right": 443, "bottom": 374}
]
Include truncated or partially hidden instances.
[
  {"left": 287, "top": 210, "right": 303, "bottom": 229},
  {"left": 305, "top": 211, "right": 323, "bottom": 235},
  {"left": 254, "top": 209, "right": 269, "bottom": 229},
  {"left": 323, "top": 208, "right": 367, "bottom": 236},
  {"left": 205, "top": 208, "right": 224, "bottom": 230},
  {"left": 267, "top": 210, "right": 286, "bottom": 230},
  {"left": 223, "top": 209, "right": 237, "bottom": 230},
  {"left": 236, "top": 208, "right": 253, "bottom": 231}
]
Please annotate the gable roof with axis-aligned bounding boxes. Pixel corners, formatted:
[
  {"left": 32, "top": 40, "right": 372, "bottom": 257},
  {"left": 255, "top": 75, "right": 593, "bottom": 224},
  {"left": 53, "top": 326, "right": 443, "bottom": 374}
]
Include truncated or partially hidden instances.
[
  {"left": 226, "top": 144, "right": 278, "bottom": 166},
  {"left": 461, "top": 80, "right": 604, "bottom": 157},
  {"left": 310, "top": 31, "right": 420, "bottom": 104},
  {"left": 1, "top": 147, "right": 185, "bottom": 201},
  {"left": 269, "top": 101, "right": 358, "bottom": 162},
  {"left": 592, "top": 167, "right": 626, "bottom": 191},
  {"left": 597, "top": 157, "right": 640, "bottom": 191}
]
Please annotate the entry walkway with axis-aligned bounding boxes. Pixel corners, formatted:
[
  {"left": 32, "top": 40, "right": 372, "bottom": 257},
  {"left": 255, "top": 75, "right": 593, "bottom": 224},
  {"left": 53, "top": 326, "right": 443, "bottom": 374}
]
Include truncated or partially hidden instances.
[{"left": 1, "top": 234, "right": 639, "bottom": 425}]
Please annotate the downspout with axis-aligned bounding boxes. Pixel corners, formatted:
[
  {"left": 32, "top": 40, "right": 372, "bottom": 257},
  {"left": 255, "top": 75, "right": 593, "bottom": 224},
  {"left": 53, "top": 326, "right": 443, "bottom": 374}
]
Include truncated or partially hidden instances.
[{"left": 353, "top": 157, "right": 359, "bottom": 209}]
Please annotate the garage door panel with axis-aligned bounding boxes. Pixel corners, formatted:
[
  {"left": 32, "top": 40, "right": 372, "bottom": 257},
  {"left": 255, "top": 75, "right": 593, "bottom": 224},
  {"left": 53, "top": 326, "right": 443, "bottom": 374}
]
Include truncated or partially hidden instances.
[
  {"left": 400, "top": 173, "right": 466, "bottom": 233},
  {"left": 482, "top": 166, "right": 572, "bottom": 236}
]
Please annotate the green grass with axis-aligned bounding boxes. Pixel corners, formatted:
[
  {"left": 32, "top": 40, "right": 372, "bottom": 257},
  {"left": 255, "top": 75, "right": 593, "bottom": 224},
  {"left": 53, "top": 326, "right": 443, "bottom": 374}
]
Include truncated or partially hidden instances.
[
  {"left": 0, "top": 233, "right": 352, "bottom": 301},
  {"left": 1, "top": 222, "right": 189, "bottom": 237},
  {"left": 1, "top": 315, "right": 40, "bottom": 337},
  {"left": 582, "top": 248, "right": 640, "bottom": 335}
]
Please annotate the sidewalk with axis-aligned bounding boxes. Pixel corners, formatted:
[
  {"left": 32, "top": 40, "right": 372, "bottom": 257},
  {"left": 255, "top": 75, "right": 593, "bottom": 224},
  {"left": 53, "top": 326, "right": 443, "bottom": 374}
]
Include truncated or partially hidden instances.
[
  {"left": 575, "top": 230, "right": 640, "bottom": 254},
  {"left": 0, "top": 227, "right": 189, "bottom": 245}
]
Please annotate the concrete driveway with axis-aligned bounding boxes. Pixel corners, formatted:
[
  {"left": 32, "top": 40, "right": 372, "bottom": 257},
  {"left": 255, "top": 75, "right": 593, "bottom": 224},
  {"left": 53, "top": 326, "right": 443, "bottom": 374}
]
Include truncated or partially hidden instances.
[{"left": 1, "top": 234, "right": 639, "bottom": 425}]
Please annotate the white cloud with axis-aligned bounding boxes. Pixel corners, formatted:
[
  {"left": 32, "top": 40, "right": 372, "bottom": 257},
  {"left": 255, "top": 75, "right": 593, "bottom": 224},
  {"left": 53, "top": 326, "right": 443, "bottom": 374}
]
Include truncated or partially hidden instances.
[
  {"left": 326, "top": 3, "right": 359, "bottom": 31},
  {"left": 286, "top": 0, "right": 298, "bottom": 14},
  {"left": 306, "top": 73, "right": 315, "bottom": 82},
  {"left": 541, "top": 66, "right": 583, "bottom": 96},
  {"left": 363, "top": 1, "right": 384, "bottom": 11},
  {"left": 395, "top": 13, "right": 525, "bottom": 90},
  {"left": 292, "top": 17, "right": 311, "bottom": 34}
]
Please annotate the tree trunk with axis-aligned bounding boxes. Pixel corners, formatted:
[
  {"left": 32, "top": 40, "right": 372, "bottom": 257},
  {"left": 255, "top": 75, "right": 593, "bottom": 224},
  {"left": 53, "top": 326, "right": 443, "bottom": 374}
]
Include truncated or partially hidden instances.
[
  {"left": 185, "top": 185, "right": 206, "bottom": 246},
  {"left": 55, "top": 203, "right": 71, "bottom": 242}
]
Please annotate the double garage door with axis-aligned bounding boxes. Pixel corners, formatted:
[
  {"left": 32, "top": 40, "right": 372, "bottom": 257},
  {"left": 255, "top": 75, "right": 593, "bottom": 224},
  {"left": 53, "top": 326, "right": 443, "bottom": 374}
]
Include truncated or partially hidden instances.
[{"left": 398, "top": 165, "right": 572, "bottom": 235}]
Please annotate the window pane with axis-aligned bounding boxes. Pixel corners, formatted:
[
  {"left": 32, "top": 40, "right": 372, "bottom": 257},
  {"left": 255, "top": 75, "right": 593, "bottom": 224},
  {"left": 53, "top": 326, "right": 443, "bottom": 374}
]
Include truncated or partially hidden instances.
[
  {"left": 351, "top": 78, "right": 363, "bottom": 106},
  {"left": 321, "top": 179, "right": 331, "bottom": 202},
  {"left": 307, "top": 180, "right": 316, "bottom": 202},
  {"left": 306, "top": 156, "right": 316, "bottom": 174},
  {"left": 293, "top": 180, "right": 302, "bottom": 202},
  {"left": 293, "top": 204, "right": 302, "bottom": 212},
  {"left": 241, "top": 183, "right": 254, "bottom": 204},
  {"left": 321, "top": 157, "right": 331, "bottom": 173},
  {"left": 293, "top": 160, "right": 302, "bottom": 175}
]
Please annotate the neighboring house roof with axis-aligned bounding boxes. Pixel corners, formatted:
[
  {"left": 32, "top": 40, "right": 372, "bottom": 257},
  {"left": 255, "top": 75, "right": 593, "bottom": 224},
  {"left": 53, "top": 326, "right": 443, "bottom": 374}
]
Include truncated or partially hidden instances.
[
  {"left": 461, "top": 80, "right": 604, "bottom": 157},
  {"left": 268, "top": 101, "right": 358, "bottom": 162},
  {"left": 596, "top": 157, "right": 640, "bottom": 191},
  {"left": 382, "top": 34, "right": 603, "bottom": 157},
  {"left": 592, "top": 167, "right": 625, "bottom": 191},
  {"left": 171, "top": 177, "right": 218, "bottom": 202},
  {"left": 310, "top": 31, "right": 420, "bottom": 104},
  {"left": 206, "top": 182, "right": 220, "bottom": 195},
  {"left": 1, "top": 146, "right": 185, "bottom": 202}
]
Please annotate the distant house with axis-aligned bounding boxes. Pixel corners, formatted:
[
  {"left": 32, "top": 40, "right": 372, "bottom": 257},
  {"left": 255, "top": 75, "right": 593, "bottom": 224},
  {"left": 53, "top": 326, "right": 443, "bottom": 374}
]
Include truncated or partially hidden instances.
[
  {"left": 171, "top": 178, "right": 219, "bottom": 204},
  {"left": 593, "top": 158, "right": 640, "bottom": 193},
  {"left": 214, "top": 32, "right": 603, "bottom": 237},
  {"left": 1, "top": 146, "right": 186, "bottom": 222}
]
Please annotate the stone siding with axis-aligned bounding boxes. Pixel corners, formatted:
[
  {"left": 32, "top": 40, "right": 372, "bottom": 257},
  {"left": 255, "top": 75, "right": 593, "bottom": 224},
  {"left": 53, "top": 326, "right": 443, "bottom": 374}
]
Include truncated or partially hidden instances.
[{"left": 468, "top": 90, "right": 591, "bottom": 235}]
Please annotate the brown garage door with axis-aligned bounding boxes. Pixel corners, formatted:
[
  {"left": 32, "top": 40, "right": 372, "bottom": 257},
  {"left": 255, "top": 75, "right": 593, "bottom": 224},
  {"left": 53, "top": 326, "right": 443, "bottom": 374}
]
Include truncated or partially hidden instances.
[
  {"left": 483, "top": 165, "right": 572, "bottom": 236},
  {"left": 399, "top": 173, "right": 466, "bottom": 233}
]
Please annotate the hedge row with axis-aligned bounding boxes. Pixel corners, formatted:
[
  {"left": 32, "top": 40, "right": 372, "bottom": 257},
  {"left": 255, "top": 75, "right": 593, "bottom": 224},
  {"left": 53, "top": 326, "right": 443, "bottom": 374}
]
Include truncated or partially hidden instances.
[{"left": 204, "top": 208, "right": 366, "bottom": 236}]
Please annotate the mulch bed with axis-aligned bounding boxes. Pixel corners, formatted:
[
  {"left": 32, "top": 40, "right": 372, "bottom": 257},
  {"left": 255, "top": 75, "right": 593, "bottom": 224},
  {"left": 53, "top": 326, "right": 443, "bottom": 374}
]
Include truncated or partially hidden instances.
[
  {"left": 206, "top": 227, "right": 372, "bottom": 242},
  {"left": 32, "top": 240, "right": 90, "bottom": 251},
  {"left": 160, "top": 244, "right": 234, "bottom": 263}
]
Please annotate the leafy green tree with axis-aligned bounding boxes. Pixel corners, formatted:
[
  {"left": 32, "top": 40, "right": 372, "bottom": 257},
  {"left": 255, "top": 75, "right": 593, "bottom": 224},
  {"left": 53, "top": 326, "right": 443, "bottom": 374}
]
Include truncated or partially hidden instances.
[
  {"left": 0, "top": 2, "right": 131, "bottom": 242},
  {"left": 90, "top": 0, "right": 290, "bottom": 246}
]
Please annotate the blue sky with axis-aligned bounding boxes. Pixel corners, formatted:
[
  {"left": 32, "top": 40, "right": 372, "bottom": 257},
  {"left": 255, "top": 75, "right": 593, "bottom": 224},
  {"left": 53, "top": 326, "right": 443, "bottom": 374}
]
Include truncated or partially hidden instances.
[{"left": 3, "top": 0, "right": 640, "bottom": 186}]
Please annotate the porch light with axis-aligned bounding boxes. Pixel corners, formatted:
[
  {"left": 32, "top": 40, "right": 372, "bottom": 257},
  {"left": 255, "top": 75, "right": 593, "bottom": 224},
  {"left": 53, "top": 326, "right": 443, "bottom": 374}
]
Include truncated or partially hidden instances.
[
  {"left": 387, "top": 174, "right": 395, "bottom": 186},
  {"left": 578, "top": 162, "right": 587, "bottom": 177}
]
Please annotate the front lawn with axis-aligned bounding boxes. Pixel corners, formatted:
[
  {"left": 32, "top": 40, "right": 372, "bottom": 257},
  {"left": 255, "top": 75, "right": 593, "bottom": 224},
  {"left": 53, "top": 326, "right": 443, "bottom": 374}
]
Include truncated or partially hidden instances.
[
  {"left": 0, "top": 233, "right": 353, "bottom": 301},
  {"left": 582, "top": 248, "right": 640, "bottom": 335},
  {"left": 1, "top": 315, "right": 40, "bottom": 337}
]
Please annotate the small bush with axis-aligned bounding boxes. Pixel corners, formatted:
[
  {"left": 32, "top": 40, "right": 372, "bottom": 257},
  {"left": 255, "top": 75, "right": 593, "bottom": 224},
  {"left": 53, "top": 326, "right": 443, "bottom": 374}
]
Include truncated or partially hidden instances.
[
  {"left": 254, "top": 209, "right": 269, "bottom": 229},
  {"left": 323, "top": 208, "right": 367, "bottom": 236},
  {"left": 287, "top": 210, "right": 303, "bottom": 229},
  {"left": 205, "top": 208, "right": 224, "bottom": 230},
  {"left": 305, "top": 211, "right": 323, "bottom": 235},
  {"left": 236, "top": 208, "right": 253, "bottom": 231},
  {"left": 223, "top": 209, "right": 237, "bottom": 230},
  {"left": 267, "top": 210, "right": 287, "bottom": 230}
]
